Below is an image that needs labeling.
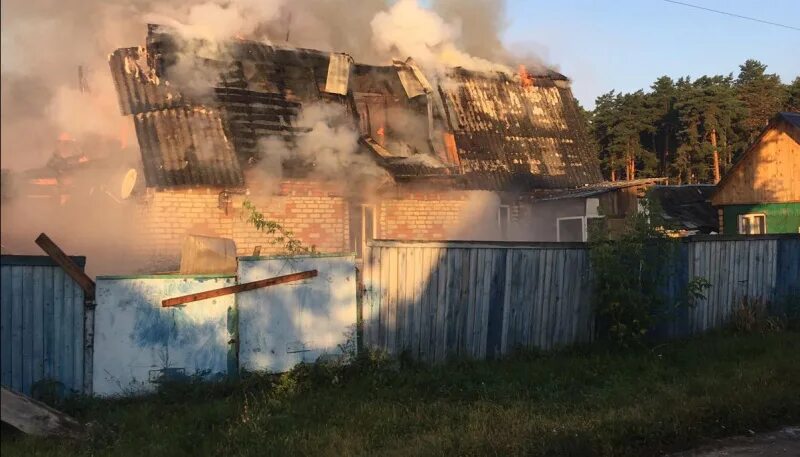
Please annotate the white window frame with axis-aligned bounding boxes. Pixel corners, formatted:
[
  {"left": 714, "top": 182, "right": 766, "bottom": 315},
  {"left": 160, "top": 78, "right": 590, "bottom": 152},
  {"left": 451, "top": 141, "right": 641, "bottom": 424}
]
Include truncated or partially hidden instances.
[
  {"left": 738, "top": 213, "right": 766, "bottom": 235},
  {"left": 557, "top": 215, "right": 605, "bottom": 242}
]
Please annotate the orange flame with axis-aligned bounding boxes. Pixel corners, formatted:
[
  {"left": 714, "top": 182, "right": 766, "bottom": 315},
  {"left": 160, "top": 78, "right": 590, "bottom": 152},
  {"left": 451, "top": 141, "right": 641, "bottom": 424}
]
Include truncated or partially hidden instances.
[
  {"left": 58, "top": 132, "right": 74, "bottom": 142},
  {"left": 518, "top": 64, "right": 532, "bottom": 88}
]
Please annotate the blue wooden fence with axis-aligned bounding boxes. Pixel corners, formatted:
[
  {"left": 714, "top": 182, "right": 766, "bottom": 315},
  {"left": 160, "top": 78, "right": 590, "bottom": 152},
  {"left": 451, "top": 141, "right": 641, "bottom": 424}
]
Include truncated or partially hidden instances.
[
  {"left": 0, "top": 255, "right": 90, "bottom": 396},
  {"left": 363, "top": 235, "right": 800, "bottom": 362}
]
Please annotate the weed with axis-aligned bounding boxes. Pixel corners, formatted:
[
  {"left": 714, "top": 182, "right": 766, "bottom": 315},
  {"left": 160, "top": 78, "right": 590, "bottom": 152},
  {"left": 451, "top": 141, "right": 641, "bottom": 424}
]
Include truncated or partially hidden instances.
[
  {"left": 2, "top": 332, "right": 798, "bottom": 457},
  {"left": 729, "top": 297, "right": 787, "bottom": 334}
]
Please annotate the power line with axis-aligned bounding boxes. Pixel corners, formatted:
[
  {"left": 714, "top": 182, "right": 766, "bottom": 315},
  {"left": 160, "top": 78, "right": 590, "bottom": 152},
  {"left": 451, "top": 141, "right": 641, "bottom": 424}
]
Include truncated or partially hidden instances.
[{"left": 663, "top": 0, "right": 800, "bottom": 31}]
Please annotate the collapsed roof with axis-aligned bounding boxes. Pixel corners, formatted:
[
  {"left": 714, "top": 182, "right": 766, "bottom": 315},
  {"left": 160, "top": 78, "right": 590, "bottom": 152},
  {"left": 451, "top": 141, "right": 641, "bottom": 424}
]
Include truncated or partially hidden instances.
[{"left": 109, "top": 26, "right": 603, "bottom": 191}]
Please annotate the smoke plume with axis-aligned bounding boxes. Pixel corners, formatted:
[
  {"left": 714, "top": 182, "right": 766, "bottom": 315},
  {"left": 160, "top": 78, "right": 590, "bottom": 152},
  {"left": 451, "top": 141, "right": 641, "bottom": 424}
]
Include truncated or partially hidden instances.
[{"left": 1, "top": 0, "right": 549, "bottom": 274}]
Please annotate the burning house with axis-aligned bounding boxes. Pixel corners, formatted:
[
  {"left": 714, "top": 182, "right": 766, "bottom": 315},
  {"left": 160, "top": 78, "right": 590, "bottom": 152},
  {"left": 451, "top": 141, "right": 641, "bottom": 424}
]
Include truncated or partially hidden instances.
[
  {"left": 99, "top": 25, "right": 664, "bottom": 267},
  {"left": 1, "top": 22, "right": 660, "bottom": 272}
]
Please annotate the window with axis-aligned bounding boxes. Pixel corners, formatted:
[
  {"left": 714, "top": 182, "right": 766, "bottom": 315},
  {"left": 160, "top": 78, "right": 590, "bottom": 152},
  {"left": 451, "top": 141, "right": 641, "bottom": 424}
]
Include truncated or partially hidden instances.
[
  {"left": 353, "top": 93, "right": 387, "bottom": 145},
  {"left": 557, "top": 216, "right": 605, "bottom": 242},
  {"left": 557, "top": 217, "right": 584, "bottom": 242},
  {"left": 497, "top": 205, "right": 510, "bottom": 238},
  {"left": 738, "top": 213, "right": 766, "bottom": 235}
]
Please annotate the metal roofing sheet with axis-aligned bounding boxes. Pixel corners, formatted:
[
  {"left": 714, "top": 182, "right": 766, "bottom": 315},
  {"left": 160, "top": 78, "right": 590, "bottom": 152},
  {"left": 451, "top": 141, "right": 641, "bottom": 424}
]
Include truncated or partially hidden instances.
[
  {"left": 111, "top": 27, "right": 605, "bottom": 192},
  {"left": 780, "top": 111, "right": 800, "bottom": 131},
  {"left": 108, "top": 48, "right": 188, "bottom": 115},
  {"left": 133, "top": 107, "right": 244, "bottom": 188},
  {"left": 440, "top": 71, "right": 603, "bottom": 190}
]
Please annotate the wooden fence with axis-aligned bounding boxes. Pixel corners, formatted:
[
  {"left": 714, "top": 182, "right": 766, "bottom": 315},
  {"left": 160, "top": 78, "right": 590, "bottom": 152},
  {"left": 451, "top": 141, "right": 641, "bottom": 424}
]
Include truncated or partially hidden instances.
[
  {"left": 362, "top": 235, "right": 800, "bottom": 362},
  {"left": 1, "top": 256, "right": 90, "bottom": 396}
]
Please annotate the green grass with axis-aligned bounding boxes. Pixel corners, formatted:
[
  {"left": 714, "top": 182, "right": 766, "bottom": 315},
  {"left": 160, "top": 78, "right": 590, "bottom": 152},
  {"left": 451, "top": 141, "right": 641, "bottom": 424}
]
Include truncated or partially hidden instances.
[{"left": 2, "top": 331, "right": 799, "bottom": 456}]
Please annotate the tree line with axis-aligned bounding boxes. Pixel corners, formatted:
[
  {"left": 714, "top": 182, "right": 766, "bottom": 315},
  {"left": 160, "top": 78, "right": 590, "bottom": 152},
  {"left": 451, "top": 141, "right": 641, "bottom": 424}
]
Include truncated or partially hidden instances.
[{"left": 584, "top": 60, "right": 800, "bottom": 184}]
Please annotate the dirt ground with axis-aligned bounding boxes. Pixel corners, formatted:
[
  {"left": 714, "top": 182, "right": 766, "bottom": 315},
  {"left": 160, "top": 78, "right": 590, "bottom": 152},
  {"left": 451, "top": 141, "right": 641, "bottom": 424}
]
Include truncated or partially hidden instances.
[{"left": 670, "top": 427, "right": 800, "bottom": 456}]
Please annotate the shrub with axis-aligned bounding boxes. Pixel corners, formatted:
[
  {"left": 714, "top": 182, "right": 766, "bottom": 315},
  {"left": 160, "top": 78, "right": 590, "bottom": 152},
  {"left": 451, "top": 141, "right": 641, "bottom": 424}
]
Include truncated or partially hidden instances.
[{"left": 589, "top": 196, "right": 709, "bottom": 346}]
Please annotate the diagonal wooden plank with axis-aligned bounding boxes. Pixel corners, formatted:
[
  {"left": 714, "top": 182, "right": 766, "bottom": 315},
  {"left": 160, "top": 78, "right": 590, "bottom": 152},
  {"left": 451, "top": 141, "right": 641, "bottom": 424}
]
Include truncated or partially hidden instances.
[{"left": 162, "top": 270, "right": 317, "bottom": 307}]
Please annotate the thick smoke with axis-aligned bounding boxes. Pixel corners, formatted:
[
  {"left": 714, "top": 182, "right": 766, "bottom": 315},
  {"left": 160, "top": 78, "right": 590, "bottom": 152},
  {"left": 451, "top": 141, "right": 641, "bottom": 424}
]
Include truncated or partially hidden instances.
[
  {"left": 1, "top": 0, "right": 548, "bottom": 273},
  {"left": 371, "top": 0, "right": 511, "bottom": 74},
  {"left": 253, "top": 103, "right": 389, "bottom": 190}
]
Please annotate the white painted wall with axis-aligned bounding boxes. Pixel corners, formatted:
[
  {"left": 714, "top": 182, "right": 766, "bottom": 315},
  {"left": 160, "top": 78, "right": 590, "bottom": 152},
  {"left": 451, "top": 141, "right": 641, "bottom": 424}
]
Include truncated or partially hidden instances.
[
  {"left": 237, "top": 255, "right": 357, "bottom": 373},
  {"left": 93, "top": 275, "right": 235, "bottom": 396}
]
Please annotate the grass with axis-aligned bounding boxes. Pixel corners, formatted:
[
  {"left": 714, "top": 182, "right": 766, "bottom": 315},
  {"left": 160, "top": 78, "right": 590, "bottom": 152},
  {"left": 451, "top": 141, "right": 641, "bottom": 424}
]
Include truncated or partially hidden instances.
[{"left": 2, "top": 330, "right": 799, "bottom": 457}]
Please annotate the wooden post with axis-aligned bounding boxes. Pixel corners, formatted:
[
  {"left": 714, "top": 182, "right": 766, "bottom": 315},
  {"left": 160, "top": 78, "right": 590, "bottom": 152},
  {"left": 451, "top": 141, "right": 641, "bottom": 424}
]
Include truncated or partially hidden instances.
[
  {"left": 35, "top": 233, "right": 95, "bottom": 299},
  {"left": 162, "top": 270, "right": 318, "bottom": 307}
]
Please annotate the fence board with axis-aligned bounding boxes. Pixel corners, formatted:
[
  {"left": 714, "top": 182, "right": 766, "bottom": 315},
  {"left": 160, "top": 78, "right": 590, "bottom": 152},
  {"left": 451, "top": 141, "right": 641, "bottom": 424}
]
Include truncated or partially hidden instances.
[
  {"left": 1, "top": 257, "right": 87, "bottom": 396},
  {"left": 364, "top": 236, "right": 800, "bottom": 362}
]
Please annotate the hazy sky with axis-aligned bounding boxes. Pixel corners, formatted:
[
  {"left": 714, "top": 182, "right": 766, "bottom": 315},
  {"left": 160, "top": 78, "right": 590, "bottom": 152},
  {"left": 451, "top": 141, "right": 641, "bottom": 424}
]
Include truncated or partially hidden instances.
[{"left": 502, "top": 0, "right": 800, "bottom": 108}]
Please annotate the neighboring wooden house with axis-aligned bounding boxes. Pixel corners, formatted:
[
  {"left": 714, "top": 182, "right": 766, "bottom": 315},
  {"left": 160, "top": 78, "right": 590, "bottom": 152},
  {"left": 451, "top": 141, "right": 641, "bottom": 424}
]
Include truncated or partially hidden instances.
[{"left": 711, "top": 112, "right": 800, "bottom": 234}]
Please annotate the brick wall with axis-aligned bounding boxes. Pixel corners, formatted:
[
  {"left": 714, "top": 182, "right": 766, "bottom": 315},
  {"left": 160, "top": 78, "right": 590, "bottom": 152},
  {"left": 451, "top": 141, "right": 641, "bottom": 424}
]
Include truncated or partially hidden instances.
[
  {"left": 375, "top": 190, "right": 505, "bottom": 241},
  {"left": 231, "top": 185, "right": 349, "bottom": 256},
  {"left": 135, "top": 183, "right": 515, "bottom": 269},
  {"left": 137, "top": 181, "right": 350, "bottom": 267},
  {"left": 377, "top": 194, "right": 470, "bottom": 239}
]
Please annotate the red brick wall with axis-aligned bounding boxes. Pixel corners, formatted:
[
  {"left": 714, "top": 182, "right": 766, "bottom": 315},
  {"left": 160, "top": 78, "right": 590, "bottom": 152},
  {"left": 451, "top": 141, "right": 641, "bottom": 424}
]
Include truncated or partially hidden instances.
[
  {"left": 136, "top": 183, "right": 512, "bottom": 269},
  {"left": 377, "top": 194, "right": 470, "bottom": 239},
  {"left": 137, "top": 181, "right": 350, "bottom": 266},
  {"left": 231, "top": 184, "right": 349, "bottom": 255}
]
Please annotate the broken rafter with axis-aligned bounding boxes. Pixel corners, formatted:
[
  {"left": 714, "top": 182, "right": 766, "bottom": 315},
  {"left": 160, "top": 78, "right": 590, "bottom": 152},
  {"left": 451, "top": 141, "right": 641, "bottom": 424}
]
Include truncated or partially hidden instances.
[{"left": 161, "top": 270, "right": 318, "bottom": 307}]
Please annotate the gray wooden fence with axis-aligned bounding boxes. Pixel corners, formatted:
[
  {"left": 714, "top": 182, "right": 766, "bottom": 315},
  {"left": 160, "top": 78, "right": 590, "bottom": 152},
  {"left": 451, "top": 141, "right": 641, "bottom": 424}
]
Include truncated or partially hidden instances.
[
  {"left": 362, "top": 235, "right": 800, "bottom": 362},
  {"left": 1, "top": 255, "right": 91, "bottom": 397}
]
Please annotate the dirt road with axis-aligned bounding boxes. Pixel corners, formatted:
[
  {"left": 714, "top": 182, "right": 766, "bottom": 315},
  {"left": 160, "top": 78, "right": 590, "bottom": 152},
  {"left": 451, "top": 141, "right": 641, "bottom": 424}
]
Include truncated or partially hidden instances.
[{"left": 670, "top": 427, "right": 799, "bottom": 456}]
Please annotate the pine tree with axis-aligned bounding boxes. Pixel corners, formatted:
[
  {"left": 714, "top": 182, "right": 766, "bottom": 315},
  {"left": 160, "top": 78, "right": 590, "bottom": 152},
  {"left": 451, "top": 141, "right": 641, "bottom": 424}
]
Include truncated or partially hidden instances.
[
  {"left": 785, "top": 77, "right": 800, "bottom": 112},
  {"left": 735, "top": 60, "right": 786, "bottom": 144},
  {"left": 648, "top": 76, "right": 679, "bottom": 176},
  {"left": 586, "top": 59, "right": 792, "bottom": 185},
  {"left": 676, "top": 75, "right": 744, "bottom": 183}
]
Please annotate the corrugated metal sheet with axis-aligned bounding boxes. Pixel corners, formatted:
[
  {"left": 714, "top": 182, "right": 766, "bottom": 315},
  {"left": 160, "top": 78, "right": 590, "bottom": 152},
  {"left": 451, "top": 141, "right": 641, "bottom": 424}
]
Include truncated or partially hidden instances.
[
  {"left": 111, "top": 27, "right": 605, "bottom": 191},
  {"left": 133, "top": 107, "right": 244, "bottom": 188},
  {"left": 93, "top": 275, "right": 236, "bottom": 396},
  {"left": 363, "top": 236, "right": 800, "bottom": 362},
  {"left": 1, "top": 256, "right": 88, "bottom": 396},
  {"left": 440, "top": 70, "right": 604, "bottom": 190},
  {"left": 396, "top": 66, "right": 425, "bottom": 98},
  {"left": 108, "top": 47, "right": 188, "bottom": 115}
]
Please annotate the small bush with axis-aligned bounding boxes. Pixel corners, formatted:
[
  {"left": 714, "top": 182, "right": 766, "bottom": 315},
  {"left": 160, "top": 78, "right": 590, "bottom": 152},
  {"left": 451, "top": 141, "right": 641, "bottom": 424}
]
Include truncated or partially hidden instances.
[{"left": 589, "top": 196, "right": 709, "bottom": 346}]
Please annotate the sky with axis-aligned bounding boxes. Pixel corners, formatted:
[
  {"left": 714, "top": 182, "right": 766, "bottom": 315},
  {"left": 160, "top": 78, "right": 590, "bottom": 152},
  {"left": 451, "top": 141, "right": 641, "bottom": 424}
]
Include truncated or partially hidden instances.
[{"left": 501, "top": 0, "right": 800, "bottom": 108}]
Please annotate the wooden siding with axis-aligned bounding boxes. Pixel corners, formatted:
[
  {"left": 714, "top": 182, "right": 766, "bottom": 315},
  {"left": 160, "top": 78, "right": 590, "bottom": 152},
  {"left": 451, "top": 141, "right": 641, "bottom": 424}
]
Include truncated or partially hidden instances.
[
  {"left": 362, "top": 237, "right": 800, "bottom": 362},
  {"left": 712, "top": 124, "right": 800, "bottom": 206}
]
